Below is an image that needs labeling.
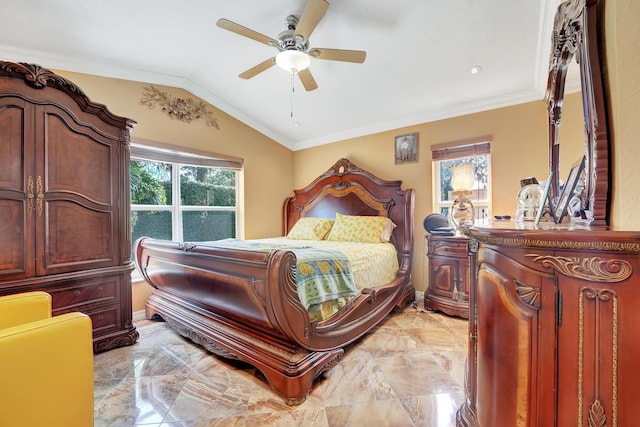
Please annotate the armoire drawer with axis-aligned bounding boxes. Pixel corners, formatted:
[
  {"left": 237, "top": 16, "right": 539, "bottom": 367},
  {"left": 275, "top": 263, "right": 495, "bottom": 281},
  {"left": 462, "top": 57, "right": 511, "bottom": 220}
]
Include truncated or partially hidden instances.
[
  {"left": 84, "top": 304, "right": 122, "bottom": 336},
  {"left": 48, "top": 277, "right": 120, "bottom": 311}
]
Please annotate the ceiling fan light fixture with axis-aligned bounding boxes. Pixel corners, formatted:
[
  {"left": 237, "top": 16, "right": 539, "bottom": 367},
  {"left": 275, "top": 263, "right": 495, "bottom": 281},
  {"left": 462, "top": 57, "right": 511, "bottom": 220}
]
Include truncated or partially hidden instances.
[{"left": 276, "top": 50, "right": 310, "bottom": 74}]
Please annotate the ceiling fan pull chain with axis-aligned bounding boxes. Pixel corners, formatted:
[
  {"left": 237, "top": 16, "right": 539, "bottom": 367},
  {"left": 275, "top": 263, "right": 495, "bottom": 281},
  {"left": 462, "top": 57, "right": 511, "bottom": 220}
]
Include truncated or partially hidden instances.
[{"left": 290, "top": 72, "right": 295, "bottom": 118}]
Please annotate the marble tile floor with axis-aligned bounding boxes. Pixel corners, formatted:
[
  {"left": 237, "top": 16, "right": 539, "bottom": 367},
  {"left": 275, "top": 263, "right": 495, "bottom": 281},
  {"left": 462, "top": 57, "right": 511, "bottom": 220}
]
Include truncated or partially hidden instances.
[{"left": 93, "top": 294, "right": 469, "bottom": 427}]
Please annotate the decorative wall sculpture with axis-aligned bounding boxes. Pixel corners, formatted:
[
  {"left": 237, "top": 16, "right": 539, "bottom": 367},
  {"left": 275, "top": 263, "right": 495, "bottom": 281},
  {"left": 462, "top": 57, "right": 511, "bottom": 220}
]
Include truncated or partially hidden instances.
[{"left": 141, "top": 85, "right": 220, "bottom": 129}]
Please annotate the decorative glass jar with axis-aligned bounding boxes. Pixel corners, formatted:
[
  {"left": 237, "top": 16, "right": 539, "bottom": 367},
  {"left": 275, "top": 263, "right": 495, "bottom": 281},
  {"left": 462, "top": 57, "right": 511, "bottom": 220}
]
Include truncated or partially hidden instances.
[{"left": 515, "top": 177, "right": 543, "bottom": 221}]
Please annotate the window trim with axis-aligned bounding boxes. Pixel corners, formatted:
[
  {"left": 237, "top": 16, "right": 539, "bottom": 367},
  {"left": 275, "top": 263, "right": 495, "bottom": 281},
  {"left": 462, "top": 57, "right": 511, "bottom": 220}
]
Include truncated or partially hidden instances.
[
  {"left": 431, "top": 137, "right": 492, "bottom": 222},
  {"left": 130, "top": 139, "right": 244, "bottom": 241},
  {"left": 131, "top": 138, "right": 243, "bottom": 170},
  {"left": 431, "top": 136, "right": 491, "bottom": 161}
]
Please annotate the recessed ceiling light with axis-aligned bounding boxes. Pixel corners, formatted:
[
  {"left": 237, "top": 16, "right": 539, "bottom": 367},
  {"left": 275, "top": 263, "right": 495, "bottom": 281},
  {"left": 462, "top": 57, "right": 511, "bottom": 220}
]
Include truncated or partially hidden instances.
[{"left": 468, "top": 65, "right": 483, "bottom": 75}]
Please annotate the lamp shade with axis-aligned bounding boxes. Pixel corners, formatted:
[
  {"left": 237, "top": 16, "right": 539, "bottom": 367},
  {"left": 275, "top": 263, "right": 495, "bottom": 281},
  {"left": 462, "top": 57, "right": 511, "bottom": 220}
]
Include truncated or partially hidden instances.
[
  {"left": 275, "top": 50, "right": 310, "bottom": 74},
  {"left": 450, "top": 164, "right": 474, "bottom": 192}
]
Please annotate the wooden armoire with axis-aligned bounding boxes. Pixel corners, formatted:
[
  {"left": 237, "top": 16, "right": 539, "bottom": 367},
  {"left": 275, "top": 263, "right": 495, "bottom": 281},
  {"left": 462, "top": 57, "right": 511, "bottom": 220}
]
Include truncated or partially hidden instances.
[{"left": 0, "top": 61, "right": 139, "bottom": 352}]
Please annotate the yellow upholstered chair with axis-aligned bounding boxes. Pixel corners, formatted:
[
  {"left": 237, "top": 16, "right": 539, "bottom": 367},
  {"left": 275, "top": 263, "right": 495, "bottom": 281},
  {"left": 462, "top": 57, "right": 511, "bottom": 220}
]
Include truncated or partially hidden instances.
[{"left": 0, "top": 291, "right": 94, "bottom": 427}]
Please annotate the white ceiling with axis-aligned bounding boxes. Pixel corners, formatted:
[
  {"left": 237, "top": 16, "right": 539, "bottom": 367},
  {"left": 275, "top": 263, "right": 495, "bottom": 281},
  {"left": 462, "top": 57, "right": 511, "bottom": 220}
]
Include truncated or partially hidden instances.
[{"left": 0, "top": 0, "right": 570, "bottom": 151}]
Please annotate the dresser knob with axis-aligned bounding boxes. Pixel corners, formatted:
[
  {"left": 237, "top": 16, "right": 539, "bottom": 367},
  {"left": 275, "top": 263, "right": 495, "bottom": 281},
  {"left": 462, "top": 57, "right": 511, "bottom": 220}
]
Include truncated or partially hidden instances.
[{"left": 74, "top": 290, "right": 81, "bottom": 297}]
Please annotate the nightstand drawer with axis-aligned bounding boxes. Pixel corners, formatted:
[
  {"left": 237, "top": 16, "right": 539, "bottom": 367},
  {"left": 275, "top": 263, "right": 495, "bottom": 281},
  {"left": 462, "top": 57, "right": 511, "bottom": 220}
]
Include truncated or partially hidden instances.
[{"left": 430, "top": 240, "right": 468, "bottom": 256}]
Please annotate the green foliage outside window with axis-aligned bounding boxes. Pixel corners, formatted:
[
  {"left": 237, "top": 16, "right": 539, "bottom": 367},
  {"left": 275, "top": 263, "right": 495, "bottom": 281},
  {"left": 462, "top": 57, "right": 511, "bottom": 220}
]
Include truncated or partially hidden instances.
[{"left": 130, "top": 161, "right": 167, "bottom": 205}]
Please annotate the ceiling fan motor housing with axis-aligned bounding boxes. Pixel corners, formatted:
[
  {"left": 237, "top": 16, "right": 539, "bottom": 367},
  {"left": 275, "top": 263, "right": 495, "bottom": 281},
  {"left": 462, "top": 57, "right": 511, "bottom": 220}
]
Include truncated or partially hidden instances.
[{"left": 278, "top": 15, "right": 308, "bottom": 51}]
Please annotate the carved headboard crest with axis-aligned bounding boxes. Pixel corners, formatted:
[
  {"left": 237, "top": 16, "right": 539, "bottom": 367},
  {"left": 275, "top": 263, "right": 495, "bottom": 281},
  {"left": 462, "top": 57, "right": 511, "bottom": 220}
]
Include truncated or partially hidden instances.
[{"left": 324, "top": 158, "right": 363, "bottom": 177}]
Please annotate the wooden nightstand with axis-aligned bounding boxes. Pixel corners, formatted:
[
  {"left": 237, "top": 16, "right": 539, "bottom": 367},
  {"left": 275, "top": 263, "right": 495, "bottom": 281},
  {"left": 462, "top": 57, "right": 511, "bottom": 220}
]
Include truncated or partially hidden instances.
[{"left": 424, "top": 234, "right": 470, "bottom": 319}]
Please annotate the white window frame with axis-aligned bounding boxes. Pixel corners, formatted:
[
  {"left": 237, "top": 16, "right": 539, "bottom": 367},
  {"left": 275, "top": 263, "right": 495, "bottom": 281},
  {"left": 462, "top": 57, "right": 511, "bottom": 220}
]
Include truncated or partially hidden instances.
[
  {"left": 130, "top": 141, "right": 244, "bottom": 242},
  {"left": 431, "top": 137, "right": 492, "bottom": 223}
]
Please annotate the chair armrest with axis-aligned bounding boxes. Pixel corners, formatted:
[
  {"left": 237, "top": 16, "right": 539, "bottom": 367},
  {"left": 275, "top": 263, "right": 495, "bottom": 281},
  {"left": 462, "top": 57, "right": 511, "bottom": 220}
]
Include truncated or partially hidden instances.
[
  {"left": 0, "top": 312, "right": 94, "bottom": 427},
  {"left": 0, "top": 291, "right": 52, "bottom": 329}
]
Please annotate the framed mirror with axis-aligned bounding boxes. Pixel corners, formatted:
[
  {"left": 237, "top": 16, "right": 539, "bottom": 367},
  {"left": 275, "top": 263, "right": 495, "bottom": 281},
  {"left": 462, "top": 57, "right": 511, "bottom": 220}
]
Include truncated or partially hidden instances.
[{"left": 545, "top": 0, "right": 610, "bottom": 225}]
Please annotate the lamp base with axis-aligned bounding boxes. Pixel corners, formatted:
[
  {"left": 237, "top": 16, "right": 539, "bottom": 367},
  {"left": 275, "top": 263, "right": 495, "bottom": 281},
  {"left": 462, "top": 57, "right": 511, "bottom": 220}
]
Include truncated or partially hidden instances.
[{"left": 451, "top": 191, "right": 474, "bottom": 228}]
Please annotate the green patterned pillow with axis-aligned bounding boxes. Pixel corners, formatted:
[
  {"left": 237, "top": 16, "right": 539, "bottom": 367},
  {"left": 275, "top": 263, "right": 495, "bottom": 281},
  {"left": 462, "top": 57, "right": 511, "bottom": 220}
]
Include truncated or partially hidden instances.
[
  {"left": 326, "top": 213, "right": 390, "bottom": 243},
  {"left": 287, "top": 217, "right": 334, "bottom": 240}
]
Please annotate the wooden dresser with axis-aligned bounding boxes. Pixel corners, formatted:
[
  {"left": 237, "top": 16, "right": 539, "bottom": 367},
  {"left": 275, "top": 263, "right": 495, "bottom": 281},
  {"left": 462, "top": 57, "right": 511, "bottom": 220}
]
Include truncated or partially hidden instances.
[
  {"left": 0, "top": 62, "right": 138, "bottom": 352},
  {"left": 425, "top": 234, "right": 470, "bottom": 319},
  {"left": 457, "top": 222, "right": 640, "bottom": 426}
]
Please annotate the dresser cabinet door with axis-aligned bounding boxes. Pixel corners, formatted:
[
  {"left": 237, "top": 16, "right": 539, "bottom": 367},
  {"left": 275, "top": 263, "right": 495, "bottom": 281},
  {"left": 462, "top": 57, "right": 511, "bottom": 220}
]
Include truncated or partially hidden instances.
[
  {"left": 475, "top": 246, "right": 558, "bottom": 427},
  {"left": 550, "top": 250, "right": 640, "bottom": 426}
]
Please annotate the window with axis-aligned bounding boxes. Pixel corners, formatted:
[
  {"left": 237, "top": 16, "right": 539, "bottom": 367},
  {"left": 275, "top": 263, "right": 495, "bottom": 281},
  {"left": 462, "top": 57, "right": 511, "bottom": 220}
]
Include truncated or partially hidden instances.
[
  {"left": 130, "top": 143, "right": 243, "bottom": 249},
  {"left": 432, "top": 138, "right": 491, "bottom": 222}
]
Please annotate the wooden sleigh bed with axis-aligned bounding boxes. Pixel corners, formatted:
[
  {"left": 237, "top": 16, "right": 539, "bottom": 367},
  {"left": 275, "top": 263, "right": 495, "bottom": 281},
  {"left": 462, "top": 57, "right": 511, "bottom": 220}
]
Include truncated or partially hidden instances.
[{"left": 134, "top": 158, "right": 415, "bottom": 404}]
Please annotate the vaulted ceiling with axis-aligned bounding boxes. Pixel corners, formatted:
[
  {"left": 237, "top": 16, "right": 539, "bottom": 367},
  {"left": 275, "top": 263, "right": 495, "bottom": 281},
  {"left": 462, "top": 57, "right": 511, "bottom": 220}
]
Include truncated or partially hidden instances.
[{"left": 0, "top": 0, "right": 571, "bottom": 150}]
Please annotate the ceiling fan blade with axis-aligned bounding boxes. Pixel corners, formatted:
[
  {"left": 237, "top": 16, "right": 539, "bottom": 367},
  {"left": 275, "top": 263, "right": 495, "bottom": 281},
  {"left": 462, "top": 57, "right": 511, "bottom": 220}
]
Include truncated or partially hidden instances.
[
  {"left": 309, "top": 48, "right": 367, "bottom": 63},
  {"left": 298, "top": 68, "right": 318, "bottom": 91},
  {"left": 239, "top": 58, "right": 276, "bottom": 79},
  {"left": 216, "top": 18, "right": 278, "bottom": 47},
  {"left": 294, "top": 0, "right": 329, "bottom": 41}
]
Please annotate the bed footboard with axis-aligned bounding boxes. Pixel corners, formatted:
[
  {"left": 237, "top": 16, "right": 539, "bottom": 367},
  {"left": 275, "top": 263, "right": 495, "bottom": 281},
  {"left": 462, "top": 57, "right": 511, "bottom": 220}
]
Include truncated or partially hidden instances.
[{"left": 135, "top": 236, "right": 413, "bottom": 404}]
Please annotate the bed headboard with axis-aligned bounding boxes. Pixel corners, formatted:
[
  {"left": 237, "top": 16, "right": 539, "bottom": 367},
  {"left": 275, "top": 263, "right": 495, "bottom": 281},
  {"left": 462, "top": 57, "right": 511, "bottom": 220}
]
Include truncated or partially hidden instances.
[{"left": 283, "top": 158, "right": 415, "bottom": 275}]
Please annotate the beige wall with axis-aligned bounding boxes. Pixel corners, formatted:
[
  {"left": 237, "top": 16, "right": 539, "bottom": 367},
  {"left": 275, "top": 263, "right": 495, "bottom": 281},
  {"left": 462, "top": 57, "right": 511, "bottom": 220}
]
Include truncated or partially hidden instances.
[{"left": 607, "top": 0, "right": 640, "bottom": 229}]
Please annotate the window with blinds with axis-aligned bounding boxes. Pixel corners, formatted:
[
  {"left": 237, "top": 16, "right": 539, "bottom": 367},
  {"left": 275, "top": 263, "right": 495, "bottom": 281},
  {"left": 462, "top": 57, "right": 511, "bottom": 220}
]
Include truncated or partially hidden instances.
[
  {"left": 130, "top": 141, "right": 243, "bottom": 252},
  {"left": 431, "top": 137, "right": 492, "bottom": 222}
]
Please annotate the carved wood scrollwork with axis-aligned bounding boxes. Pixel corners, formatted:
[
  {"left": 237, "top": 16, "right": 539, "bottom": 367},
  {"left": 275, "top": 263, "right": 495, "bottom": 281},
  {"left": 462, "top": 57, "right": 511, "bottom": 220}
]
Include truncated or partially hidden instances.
[
  {"left": 165, "top": 317, "right": 239, "bottom": 359},
  {"left": 588, "top": 400, "right": 607, "bottom": 427},
  {"left": 250, "top": 277, "right": 265, "bottom": 301},
  {"left": 468, "top": 238, "right": 479, "bottom": 254},
  {"left": 526, "top": 254, "right": 632, "bottom": 283},
  {"left": 578, "top": 287, "right": 618, "bottom": 427},
  {"left": 514, "top": 281, "right": 541, "bottom": 309},
  {"left": 178, "top": 242, "right": 198, "bottom": 251}
]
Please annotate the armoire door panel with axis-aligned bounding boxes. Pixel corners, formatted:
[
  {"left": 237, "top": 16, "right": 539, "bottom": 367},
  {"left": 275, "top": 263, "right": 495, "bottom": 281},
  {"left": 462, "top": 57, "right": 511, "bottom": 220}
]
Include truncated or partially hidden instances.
[
  {"left": 0, "top": 104, "right": 29, "bottom": 189},
  {"left": 475, "top": 248, "right": 557, "bottom": 427},
  {"left": 43, "top": 108, "right": 116, "bottom": 205},
  {"left": 0, "top": 199, "right": 32, "bottom": 278},
  {"left": 0, "top": 98, "right": 35, "bottom": 280},
  {"left": 38, "top": 200, "right": 113, "bottom": 275}
]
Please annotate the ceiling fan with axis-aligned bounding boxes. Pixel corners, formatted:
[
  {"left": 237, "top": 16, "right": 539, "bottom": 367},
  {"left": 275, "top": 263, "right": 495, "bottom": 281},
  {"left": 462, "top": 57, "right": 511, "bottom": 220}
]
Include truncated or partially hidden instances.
[{"left": 216, "top": 0, "right": 366, "bottom": 91}]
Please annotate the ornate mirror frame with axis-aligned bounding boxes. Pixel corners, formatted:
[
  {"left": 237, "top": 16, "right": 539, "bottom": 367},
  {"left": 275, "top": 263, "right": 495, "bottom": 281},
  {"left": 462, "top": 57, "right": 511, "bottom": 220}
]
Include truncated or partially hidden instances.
[{"left": 545, "top": 0, "right": 610, "bottom": 225}]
